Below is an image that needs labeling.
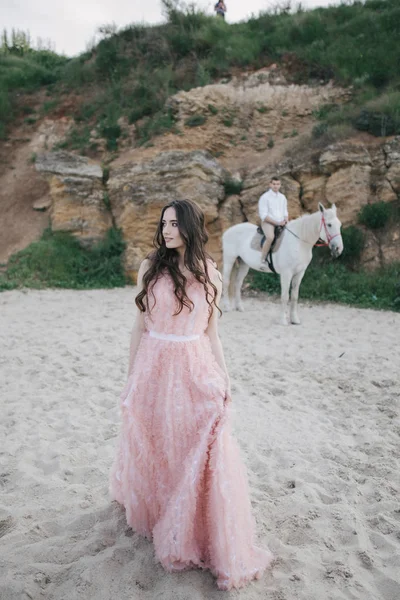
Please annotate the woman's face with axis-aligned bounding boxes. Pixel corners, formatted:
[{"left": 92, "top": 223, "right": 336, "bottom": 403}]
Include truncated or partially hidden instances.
[{"left": 162, "top": 207, "right": 185, "bottom": 251}]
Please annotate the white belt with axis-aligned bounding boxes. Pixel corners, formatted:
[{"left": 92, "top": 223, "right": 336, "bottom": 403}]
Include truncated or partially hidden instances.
[{"left": 148, "top": 330, "right": 200, "bottom": 342}]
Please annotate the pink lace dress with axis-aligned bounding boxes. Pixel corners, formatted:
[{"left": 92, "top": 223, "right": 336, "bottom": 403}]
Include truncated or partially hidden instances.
[{"left": 110, "top": 271, "right": 273, "bottom": 590}]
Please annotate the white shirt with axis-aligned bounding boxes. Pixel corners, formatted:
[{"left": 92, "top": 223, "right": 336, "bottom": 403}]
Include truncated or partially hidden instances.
[{"left": 258, "top": 189, "right": 288, "bottom": 223}]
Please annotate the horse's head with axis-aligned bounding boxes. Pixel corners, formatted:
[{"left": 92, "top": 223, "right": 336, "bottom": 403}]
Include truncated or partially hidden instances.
[{"left": 318, "top": 203, "right": 343, "bottom": 258}]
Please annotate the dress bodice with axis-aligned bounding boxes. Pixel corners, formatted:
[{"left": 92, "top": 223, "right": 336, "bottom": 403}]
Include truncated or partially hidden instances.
[{"left": 144, "top": 273, "right": 213, "bottom": 337}]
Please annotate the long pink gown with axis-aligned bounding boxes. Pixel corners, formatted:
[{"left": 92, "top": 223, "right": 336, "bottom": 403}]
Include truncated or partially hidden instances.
[{"left": 110, "top": 270, "right": 273, "bottom": 590}]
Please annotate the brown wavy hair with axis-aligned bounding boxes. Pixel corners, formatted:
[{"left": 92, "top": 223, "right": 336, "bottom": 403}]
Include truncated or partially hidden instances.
[{"left": 135, "top": 199, "right": 220, "bottom": 318}]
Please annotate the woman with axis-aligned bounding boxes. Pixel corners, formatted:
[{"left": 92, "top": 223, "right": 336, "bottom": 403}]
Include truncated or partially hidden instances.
[
  {"left": 214, "top": 0, "right": 227, "bottom": 19},
  {"left": 110, "top": 199, "right": 273, "bottom": 590}
]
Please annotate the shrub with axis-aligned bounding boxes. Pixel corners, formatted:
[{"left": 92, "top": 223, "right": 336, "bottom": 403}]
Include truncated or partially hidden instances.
[
  {"left": 62, "top": 126, "right": 91, "bottom": 154},
  {"left": 102, "top": 165, "right": 110, "bottom": 184},
  {"left": 184, "top": 114, "right": 206, "bottom": 127},
  {"left": 100, "top": 122, "right": 121, "bottom": 151},
  {"left": 128, "top": 78, "right": 168, "bottom": 123},
  {"left": 41, "top": 99, "right": 58, "bottom": 114},
  {"left": 135, "top": 108, "right": 176, "bottom": 144},
  {"left": 224, "top": 178, "right": 243, "bottom": 195},
  {"left": 222, "top": 116, "right": 234, "bottom": 127},
  {"left": 340, "top": 225, "right": 365, "bottom": 265},
  {"left": 0, "top": 228, "right": 126, "bottom": 290},
  {"left": 312, "top": 122, "right": 328, "bottom": 138},
  {"left": 358, "top": 202, "right": 392, "bottom": 229},
  {"left": 354, "top": 91, "right": 400, "bottom": 136}
]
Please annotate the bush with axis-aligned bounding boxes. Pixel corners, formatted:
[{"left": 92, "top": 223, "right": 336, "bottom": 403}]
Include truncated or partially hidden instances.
[
  {"left": 222, "top": 116, "right": 234, "bottom": 127},
  {"left": 99, "top": 122, "right": 121, "bottom": 151},
  {"left": 358, "top": 202, "right": 392, "bottom": 230},
  {"left": 0, "top": 54, "right": 57, "bottom": 90},
  {"left": 312, "top": 122, "right": 328, "bottom": 138},
  {"left": 224, "top": 178, "right": 243, "bottom": 195},
  {"left": 354, "top": 92, "right": 400, "bottom": 136},
  {"left": 184, "top": 114, "right": 206, "bottom": 127},
  {"left": 0, "top": 228, "right": 127, "bottom": 291},
  {"left": 355, "top": 110, "right": 400, "bottom": 137},
  {"left": 135, "top": 108, "right": 176, "bottom": 144},
  {"left": 340, "top": 225, "right": 365, "bottom": 265},
  {"left": 61, "top": 126, "right": 91, "bottom": 154}
]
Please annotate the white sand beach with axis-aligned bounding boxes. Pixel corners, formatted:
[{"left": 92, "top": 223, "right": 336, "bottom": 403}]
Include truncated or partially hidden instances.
[{"left": 0, "top": 287, "right": 399, "bottom": 600}]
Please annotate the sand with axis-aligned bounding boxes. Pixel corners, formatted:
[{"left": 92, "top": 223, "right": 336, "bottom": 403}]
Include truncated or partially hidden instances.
[{"left": 0, "top": 287, "right": 399, "bottom": 600}]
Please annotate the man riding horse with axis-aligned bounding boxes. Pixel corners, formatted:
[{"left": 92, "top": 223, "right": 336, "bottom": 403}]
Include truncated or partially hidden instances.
[{"left": 258, "top": 176, "right": 288, "bottom": 271}]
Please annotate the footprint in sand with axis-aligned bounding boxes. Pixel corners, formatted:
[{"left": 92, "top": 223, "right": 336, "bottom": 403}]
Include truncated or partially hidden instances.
[
  {"left": 358, "top": 550, "right": 374, "bottom": 569},
  {"left": 0, "top": 515, "right": 16, "bottom": 538}
]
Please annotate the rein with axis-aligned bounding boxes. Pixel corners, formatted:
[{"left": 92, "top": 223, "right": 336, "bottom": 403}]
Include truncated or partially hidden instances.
[{"left": 284, "top": 213, "right": 340, "bottom": 247}]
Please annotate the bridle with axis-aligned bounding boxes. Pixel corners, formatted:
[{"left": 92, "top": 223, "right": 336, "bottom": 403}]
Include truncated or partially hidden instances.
[
  {"left": 285, "top": 213, "right": 341, "bottom": 247},
  {"left": 316, "top": 212, "right": 341, "bottom": 247}
]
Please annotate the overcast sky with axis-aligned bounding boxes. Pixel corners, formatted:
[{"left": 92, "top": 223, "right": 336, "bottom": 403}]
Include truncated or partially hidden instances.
[{"left": 2, "top": 0, "right": 339, "bottom": 57}]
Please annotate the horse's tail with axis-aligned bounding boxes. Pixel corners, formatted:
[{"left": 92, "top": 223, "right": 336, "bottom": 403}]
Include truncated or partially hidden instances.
[
  {"left": 229, "top": 257, "right": 241, "bottom": 298},
  {"left": 222, "top": 230, "right": 240, "bottom": 301}
]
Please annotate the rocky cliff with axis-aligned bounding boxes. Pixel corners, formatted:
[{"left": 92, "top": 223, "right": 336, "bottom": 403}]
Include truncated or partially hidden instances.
[
  {"left": 35, "top": 136, "right": 400, "bottom": 278},
  {"left": 2, "top": 68, "right": 399, "bottom": 276}
]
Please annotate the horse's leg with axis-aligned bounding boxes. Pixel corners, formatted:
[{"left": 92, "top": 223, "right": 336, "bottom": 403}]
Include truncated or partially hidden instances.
[
  {"left": 222, "top": 254, "right": 236, "bottom": 312},
  {"left": 290, "top": 270, "right": 306, "bottom": 325},
  {"left": 279, "top": 270, "right": 292, "bottom": 325},
  {"left": 234, "top": 259, "right": 250, "bottom": 312}
]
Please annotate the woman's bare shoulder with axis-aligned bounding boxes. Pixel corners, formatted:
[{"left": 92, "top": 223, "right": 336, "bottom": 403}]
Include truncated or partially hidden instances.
[
  {"left": 139, "top": 257, "right": 152, "bottom": 271},
  {"left": 137, "top": 258, "right": 152, "bottom": 287}
]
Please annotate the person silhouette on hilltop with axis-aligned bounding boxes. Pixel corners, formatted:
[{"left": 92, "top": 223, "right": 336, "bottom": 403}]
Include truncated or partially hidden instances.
[{"left": 214, "top": 0, "right": 227, "bottom": 19}]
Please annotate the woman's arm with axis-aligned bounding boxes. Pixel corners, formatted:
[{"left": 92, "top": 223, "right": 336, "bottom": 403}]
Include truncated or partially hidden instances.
[
  {"left": 205, "top": 270, "right": 232, "bottom": 403},
  {"left": 127, "top": 259, "right": 149, "bottom": 376}
]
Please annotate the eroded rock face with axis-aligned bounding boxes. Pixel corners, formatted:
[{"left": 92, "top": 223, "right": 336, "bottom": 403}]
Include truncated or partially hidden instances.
[
  {"left": 161, "top": 69, "right": 351, "bottom": 159},
  {"left": 169, "top": 73, "right": 350, "bottom": 123},
  {"left": 34, "top": 137, "right": 400, "bottom": 277},
  {"left": 108, "top": 150, "right": 230, "bottom": 278},
  {"left": 295, "top": 173, "right": 328, "bottom": 212},
  {"left": 35, "top": 151, "right": 111, "bottom": 245},
  {"left": 319, "top": 143, "right": 372, "bottom": 173},
  {"left": 384, "top": 138, "right": 400, "bottom": 195},
  {"left": 325, "top": 164, "right": 371, "bottom": 223},
  {"left": 36, "top": 151, "right": 102, "bottom": 179}
]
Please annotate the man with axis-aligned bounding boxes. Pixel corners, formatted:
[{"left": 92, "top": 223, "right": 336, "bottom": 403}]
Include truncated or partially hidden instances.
[{"left": 258, "top": 176, "right": 288, "bottom": 270}]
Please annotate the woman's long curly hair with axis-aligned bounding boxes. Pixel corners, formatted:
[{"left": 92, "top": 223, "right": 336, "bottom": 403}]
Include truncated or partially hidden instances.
[{"left": 135, "top": 199, "right": 220, "bottom": 318}]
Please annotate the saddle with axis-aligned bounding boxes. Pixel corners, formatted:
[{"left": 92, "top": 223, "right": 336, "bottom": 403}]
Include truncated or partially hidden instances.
[{"left": 251, "top": 225, "right": 285, "bottom": 274}]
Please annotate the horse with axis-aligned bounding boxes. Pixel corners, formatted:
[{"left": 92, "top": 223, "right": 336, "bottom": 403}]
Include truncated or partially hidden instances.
[{"left": 222, "top": 203, "right": 343, "bottom": 325}]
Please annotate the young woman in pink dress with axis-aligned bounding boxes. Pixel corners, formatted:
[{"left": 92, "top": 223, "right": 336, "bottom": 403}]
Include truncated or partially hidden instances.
[{"left": 110, "top": 199, "right": 273, "bottom": 590}]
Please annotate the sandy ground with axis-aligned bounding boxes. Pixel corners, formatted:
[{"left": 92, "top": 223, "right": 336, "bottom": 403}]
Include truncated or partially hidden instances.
[{"left": 0, "top": 288, "right": 399, "bottom": 600}]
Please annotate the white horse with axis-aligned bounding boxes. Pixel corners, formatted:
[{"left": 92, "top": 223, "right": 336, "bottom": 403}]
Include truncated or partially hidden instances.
[{"left": 222, "top": 203, "right": 343, "bottom": 325}]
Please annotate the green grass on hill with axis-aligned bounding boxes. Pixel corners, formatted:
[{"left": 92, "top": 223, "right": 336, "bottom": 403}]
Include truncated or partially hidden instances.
[
  {"left": 1, "top": 0, "right": 400, "bottom": 146},
  {"left": 0, "top": 50, "right": 67, "bottom": 138}
]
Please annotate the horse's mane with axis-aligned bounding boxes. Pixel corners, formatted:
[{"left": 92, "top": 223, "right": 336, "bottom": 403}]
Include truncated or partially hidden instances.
[{"left": 290, "top": 208, "right": 338, "bottom": 242}]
